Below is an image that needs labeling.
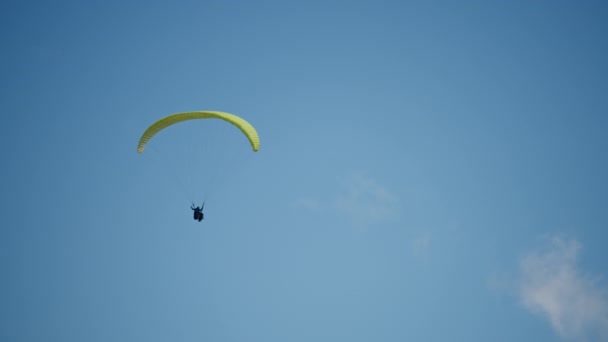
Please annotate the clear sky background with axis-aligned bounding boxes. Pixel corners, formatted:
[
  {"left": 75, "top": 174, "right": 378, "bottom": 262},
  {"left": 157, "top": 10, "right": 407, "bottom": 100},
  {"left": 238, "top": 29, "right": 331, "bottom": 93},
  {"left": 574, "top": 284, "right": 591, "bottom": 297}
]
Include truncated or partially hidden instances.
[{"left": 1, "top": 1, "right": 607, "bottom": 341}]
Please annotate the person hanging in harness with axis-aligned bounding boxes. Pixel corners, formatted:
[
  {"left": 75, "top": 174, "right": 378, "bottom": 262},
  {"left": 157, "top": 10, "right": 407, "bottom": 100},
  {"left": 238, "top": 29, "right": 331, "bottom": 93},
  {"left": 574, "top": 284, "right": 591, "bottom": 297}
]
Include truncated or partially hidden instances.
[{"left": 191, "top": 202, "right": 204, "bottom": 222}]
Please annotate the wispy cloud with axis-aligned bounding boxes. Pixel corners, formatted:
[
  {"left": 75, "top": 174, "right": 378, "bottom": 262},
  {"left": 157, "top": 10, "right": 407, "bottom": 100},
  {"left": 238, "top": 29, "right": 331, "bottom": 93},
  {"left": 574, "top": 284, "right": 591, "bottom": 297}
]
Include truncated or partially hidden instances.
[
  {"left": 412, "top": 233, "right": 431, "bottom": 258},
  {"left": 334, "top": 173, "right": 400, "bottom": 226},
  {"left": 518, "top": 236, "right": 608, "bottom": 341},
  {"left": 292, "top": 198, "right": 321, "bottom": 211},
  {"left": 292, "top": 173, "right": 400, "bottom": 228}
]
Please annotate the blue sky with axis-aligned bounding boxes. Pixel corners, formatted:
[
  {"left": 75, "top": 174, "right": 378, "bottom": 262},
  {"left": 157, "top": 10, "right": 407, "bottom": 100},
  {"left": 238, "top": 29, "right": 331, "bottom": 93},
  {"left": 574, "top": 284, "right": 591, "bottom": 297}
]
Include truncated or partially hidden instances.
[{"left": 1, "top": 1, "right": 608, "bottom": 341}]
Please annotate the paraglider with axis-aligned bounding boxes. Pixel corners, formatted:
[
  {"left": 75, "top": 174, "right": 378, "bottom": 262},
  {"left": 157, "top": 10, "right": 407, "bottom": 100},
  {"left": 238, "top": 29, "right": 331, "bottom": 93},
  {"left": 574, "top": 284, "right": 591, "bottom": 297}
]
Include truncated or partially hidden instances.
[
  {"left": 137, "top": 110, "right": 260, "bottom": 154},
  {"left": 137, "top": 111, "right": 260, "bottom": 222},
  {"left": 191, "top": 203, "right": 204, "bottom": 222}
]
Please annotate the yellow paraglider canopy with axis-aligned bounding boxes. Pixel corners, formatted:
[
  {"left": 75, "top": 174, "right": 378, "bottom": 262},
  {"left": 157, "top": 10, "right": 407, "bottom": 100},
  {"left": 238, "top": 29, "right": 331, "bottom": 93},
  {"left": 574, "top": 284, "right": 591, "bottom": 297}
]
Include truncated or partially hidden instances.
[{"left": 137, "top": 111, "right": 260, "bottom": 153}]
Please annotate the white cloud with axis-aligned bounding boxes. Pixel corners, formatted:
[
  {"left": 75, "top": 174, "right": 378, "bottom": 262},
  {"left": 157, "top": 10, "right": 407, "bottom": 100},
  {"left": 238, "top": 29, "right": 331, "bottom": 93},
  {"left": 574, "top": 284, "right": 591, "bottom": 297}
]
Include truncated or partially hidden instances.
[
  {"left": 518, "top": 236, "right": 608, "bottom": 341},
  {"left": 334, "top": 173, "right": 400, "bottom": 226}
]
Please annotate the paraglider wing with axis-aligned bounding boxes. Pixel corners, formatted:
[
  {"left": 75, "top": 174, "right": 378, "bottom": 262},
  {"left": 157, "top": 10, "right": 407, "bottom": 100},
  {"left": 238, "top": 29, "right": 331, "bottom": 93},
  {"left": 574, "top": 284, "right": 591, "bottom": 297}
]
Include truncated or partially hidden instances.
[{"left": 137, "top": 111, "right": 260, "bottom": 153}]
